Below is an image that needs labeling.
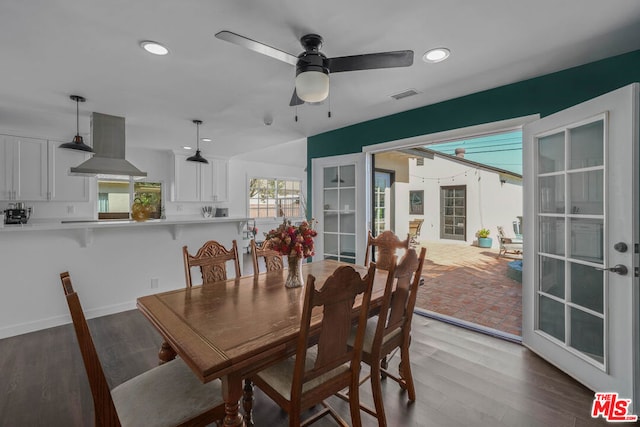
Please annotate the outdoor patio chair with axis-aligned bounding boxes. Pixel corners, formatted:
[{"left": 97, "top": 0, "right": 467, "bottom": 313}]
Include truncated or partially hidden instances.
[
  {"left": 408, "top": 219, "right": 424, "bottom": 245},
  {"left": 497, "top": 226, "right": 523, "bottom": 258}
]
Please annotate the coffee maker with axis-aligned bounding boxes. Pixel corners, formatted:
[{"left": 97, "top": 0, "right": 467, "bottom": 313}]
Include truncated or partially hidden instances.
[{"left": 4, "top": 202, "right": 31, "bottom": 224}]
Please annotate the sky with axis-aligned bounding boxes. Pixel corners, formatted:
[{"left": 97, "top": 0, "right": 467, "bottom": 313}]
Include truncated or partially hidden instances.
[{"left": 425, "top": 130, "right": 523, "bottom": 175}]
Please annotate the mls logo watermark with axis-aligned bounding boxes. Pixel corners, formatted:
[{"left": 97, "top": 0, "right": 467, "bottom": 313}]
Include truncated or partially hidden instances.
[{"left": 591, "top": 392, "right": 638, "bottom": 422}]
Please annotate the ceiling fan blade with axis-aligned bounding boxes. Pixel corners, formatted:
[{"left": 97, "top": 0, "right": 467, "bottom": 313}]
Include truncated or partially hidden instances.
[
  {"left": 215, "top": 31, "right": 298, "bottom": 66},
  {"left": 289, "top": 88, "right": 305, "bottom": 106},
  {"left": 328, "top": 50, "right": 414, "bottom": 73}
]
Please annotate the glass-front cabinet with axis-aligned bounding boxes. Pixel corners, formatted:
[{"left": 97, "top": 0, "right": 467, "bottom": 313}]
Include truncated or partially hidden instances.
[
  {"left": 322, "top": 165, "right": 356, "bottom": 263},
  {"left": 312, "top": 153, "right": 365, "bottom": 265}
]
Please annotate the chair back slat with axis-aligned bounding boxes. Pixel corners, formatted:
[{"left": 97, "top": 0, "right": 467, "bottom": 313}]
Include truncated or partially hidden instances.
[
  {"left": 251, "top": 239, "right": 284, "bottom": 275},
  {"left": 364, "top": 230, "right": 410, "bottom": 271},
  {"left": 293, "top": 264, "right": 375, "bottom": 391},
  {"left": 183, "top": 240, "right": 241, "bottom": 286},
  {"left": 60, "top": 272, "right": 121, "bottom": 427}
]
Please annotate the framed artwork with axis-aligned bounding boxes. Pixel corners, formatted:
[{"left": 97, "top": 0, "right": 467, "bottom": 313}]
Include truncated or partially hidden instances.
[{"left": 409, "top": 190, "right": 424, "bottom": 215}]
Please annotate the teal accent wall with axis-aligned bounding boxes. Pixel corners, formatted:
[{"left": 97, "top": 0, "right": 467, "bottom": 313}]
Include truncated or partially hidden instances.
[{"left": 306, "top": 49, "right": 640, "bottom": 216}]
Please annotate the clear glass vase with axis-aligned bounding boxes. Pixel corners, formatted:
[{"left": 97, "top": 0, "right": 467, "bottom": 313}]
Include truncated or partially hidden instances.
[{"left": 285, "top": 256, "right": 304, "bottom": 288}]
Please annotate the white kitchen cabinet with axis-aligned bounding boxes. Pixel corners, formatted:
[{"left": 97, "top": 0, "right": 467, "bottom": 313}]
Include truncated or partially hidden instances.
[
  {"left": 0, "top": 135, "right": 47, "bottom": 201},
  {"left": 212, "top": 158, "right": 229, "bottom": 202},
  {"left": 172, "top": 153, "right": 210, "bottom": 202},
  {"left": 47, "top": 142, "right": 91, "bottom": 201},
  {"left": 171, "top": 153, "right": 228, "bottom": 202},
  {"left": 0, "top": 135, "right": 91, "bottom": 202}
]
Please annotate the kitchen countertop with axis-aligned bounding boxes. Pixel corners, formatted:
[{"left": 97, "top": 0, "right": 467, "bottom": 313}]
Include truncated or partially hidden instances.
[
  {"left": 0, "top": 216, "right": 252, "bottom": 247},
  {"left": 0, "top": 216, "right": 250, "bottom": 232}
]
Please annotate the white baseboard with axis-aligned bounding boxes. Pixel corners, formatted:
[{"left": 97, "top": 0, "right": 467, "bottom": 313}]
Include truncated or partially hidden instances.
[{"left": 0, "top": 300, "right": 136, "bottom": 340}]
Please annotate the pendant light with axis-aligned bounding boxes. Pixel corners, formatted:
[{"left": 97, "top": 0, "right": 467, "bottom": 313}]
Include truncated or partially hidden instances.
[
  {"left": 186, "top": 120, "right": 208, "bottom": 164},
  {"left": 60, "top": 95, "right": 94, "bottom": 152}
]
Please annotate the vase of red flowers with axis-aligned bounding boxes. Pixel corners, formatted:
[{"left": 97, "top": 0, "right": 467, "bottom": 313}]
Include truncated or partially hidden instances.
[{"left": 265, "top": 219, "right": 317, "bottom": 288}]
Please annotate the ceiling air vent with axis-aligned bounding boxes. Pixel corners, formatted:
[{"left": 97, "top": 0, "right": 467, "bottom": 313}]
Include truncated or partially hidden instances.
[{"left": 390, "top": 89, "right": 420, "bottom": 100}]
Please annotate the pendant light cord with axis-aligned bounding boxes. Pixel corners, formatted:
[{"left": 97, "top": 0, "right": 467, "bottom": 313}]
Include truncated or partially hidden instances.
[
  {"left": 76, "top": 98, "right": 80, "bottom": 136},
  {"left": 196, "top": 121, "right": 200, "bottom": 151}
]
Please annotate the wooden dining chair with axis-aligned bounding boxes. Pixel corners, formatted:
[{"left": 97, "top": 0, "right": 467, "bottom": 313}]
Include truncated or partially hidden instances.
[
  {"left": 250, "top": 239, "right": 283, "bottom": 275},
  {"left": 364, "top": 230, "right": 410, "bottom": 271},
  {"left": 341, "top": 247, "right": 426, "bottom": 426},
  {"left": 251, "top": 263, "right": 376, "bottom": 427},
  {"left": 59, "top": 272, "right": 225, "bottom": 427},
  {"left": 182, "top": 239, "right": 241, "bottom": 287}
]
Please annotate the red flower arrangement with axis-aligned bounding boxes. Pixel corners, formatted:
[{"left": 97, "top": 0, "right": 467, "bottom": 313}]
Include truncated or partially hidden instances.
[{"left": 265, "top": 219, "right": 318, "bottom": 258}]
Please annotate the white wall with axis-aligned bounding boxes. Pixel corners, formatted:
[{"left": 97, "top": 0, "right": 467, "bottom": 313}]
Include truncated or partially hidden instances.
[
  {"left": 394, "top": 157, "right": 522, "bottom": 247},
  {"left": 229, "top": 138, "right": 308, "bottom": 242},
  {"left": 0, "top": 222, "right": 241, "bottom": 339}
]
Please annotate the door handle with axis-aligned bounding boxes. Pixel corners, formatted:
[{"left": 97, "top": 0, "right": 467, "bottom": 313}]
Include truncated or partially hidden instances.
[{"left": 595, "top": 264, "right": 628, "bottom": 275}]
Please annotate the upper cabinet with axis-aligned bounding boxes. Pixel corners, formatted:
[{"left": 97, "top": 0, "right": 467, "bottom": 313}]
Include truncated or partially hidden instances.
[
  {"left": 0, "top": 135, "right": 47, "bottom": 200},
  {"left": 212, "top": 158, "right": 228, "bottom": 202},
  {"left": 47, "top": 142, "right": 91, "bottom": 201},
  {"left": 171, "top": 153, "right": 228, "bottom": 202},
  {"left": 0, "top": 135, "right": 91, "bottom": 202}
]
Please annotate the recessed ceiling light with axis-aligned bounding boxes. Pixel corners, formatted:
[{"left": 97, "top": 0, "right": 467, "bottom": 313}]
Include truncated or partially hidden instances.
[
  {"left": 201, "top": 138, "right": 212, "bottom": 142},
  {"left": 183, "top": 146, "right": 193, "bottom": 150},
  {"left": 423, "top": 48, "right": 450, "bottom": 63},
  {"left": 140, "top": 41, "right": 169, "bottom": 56}
]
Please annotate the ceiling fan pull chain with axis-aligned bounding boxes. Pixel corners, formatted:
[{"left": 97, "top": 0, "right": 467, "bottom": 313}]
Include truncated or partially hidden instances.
[
  {"left": 295, "top": 105, "right": 298, "bottom": 122},
  {"left": 328, "top": 92, "right": 331, "bottom": 118}
]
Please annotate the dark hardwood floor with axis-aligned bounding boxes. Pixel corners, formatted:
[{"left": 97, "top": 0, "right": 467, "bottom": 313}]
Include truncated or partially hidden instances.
[{"left": 0, "top": 310, "right": 608, "bottom": 426}]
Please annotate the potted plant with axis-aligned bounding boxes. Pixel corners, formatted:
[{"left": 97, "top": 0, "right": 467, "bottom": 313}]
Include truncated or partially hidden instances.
[
  {"left": 477, "top": 228, "right": 493, "bottom": 248},
  {"left": 131, "top": 192, "right": 157, "bottom": 222}
]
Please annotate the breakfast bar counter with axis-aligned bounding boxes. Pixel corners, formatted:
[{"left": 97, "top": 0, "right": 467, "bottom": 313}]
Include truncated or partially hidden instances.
[
  {"left": 0, "top": 215, "right": 250, "bottom": 340},
  {"left": 0, "top": 216, "right": 251, "bottom": 247}
]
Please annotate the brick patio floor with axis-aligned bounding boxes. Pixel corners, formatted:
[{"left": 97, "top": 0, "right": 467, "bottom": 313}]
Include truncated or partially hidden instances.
[{"left": 415, "top": 241, "right": 522, "bottom": 336}]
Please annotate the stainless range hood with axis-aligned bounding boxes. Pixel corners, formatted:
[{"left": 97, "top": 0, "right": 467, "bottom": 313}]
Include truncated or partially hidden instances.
[{"left": 70, "top": 112, "right": 147, "bottom": 178}]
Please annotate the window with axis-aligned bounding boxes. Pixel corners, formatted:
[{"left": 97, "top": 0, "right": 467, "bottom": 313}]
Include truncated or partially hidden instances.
[
  {"left": 440, "top": 185, "right": 466, "bottom": 240},
  {"left": 98, "top": 180, "right": 163, "bottom": 220},
  {"left": 249, "top": 178, "right": 302, "bottom": 218}
]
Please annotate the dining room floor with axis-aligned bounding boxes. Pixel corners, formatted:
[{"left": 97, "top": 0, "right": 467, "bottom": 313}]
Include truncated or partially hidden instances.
[{"left": 413, "top": 241, "right": 523, "bottom": 338}]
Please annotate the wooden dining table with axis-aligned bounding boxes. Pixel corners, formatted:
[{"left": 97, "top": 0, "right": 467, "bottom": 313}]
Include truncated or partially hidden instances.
[{"left": 136, "top": 259, "right": 389, "bottom": 427}]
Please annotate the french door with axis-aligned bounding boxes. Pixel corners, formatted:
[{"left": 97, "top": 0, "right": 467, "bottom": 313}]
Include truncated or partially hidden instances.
[
  {"left": 312, "top": 153, "right": 366, "bottom": 265},
  {"left": 523, "top": 84, "right": 639, "bottom": 410}
]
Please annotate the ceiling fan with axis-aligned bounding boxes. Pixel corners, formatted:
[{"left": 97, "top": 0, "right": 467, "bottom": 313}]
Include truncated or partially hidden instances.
[{"left": 215, "top": 31, "right": 414, "bottom": 106}]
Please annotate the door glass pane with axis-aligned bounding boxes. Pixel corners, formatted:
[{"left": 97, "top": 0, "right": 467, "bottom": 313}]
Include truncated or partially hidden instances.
[
  {"left": 340, "top": 213, "right": 355, "bottom": 234},
  {"left": 569, "top": 120, "right": 604, "bottom": 169},
  {"left": 340, "top": 235, "right": 356, "bottom": 258},
  {"left": 540, "top": 256, "right": 565, "bottom": 298},
  {"left": 324, "top": 167, "right": 338, "bottom": 188},
  {"left": 324, "top": 234, "right": 338, "bottom": 256},
  {"left": 570, "top": 262, "right": 603, "bottom": 313},
  {"left": 538, "top": 132, "right": 565, "bottom": 173},
  {"left": 568, "top": 170, "right": 603, "bottom": 215},
  {"left": 340, "top": 165, "right": 355, "bottom": 187},
  {"left": 539, "top": 217, "right": 565, "bottom": 255},
  {"left": 539, "top": 175, "right": 564, "bottom": 214},
  {"left": 570, "top": 308, "right": 604, "bottom": 363},
  {"left": 539, "top": 295, "right": 565, "bottom": 341},
  {"left": 324, "top": 213, "right": 338, "bottom": 233},
  {"left": 569, "top": 218, "right": 603, "bottom": 263},
  {"left": 323, "top": 189, "right": 338, "bottom": 210},
  {"left": 340, "top": 188, "right": 355, "bottom": 211}
]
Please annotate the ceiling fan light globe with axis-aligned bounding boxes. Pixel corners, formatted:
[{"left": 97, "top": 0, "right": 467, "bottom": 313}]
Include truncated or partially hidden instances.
[{"left": 295, "top": 71, "right": 329, "bottom": 103}]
